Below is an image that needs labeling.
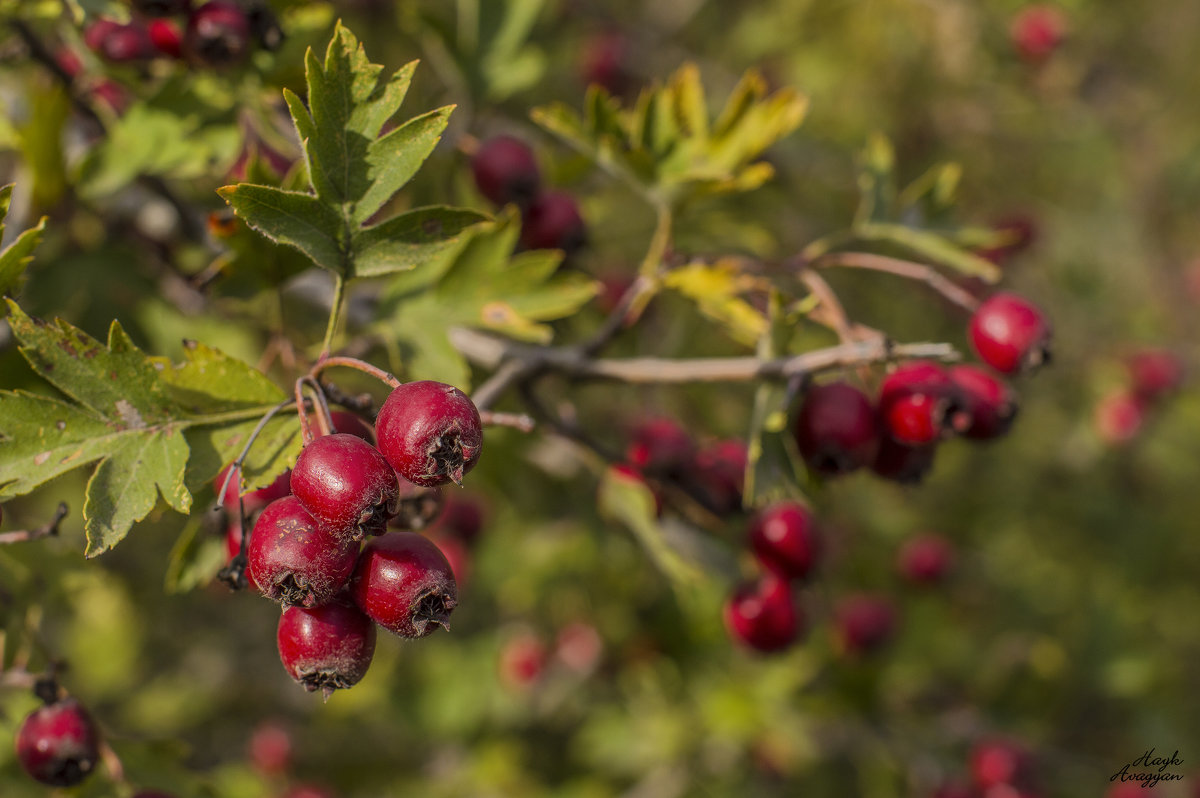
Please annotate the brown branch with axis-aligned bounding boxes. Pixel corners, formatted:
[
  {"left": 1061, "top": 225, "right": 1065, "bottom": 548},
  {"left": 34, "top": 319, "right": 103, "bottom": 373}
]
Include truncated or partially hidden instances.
[
  {"left": 812, "top": 251, "right": 981, "bottom": 313},
  {"left": 449, "top": 327, "right": 960, "bottom": 385},
  {"left": 0, "top": 503, "right": 69, "bottom": 545},
  {"left": 479, "top": 410, "right": 536, "bottom": 433}
]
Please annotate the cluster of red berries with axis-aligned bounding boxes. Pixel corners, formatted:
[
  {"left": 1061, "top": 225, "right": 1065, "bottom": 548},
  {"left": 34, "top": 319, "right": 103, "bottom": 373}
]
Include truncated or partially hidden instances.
[
  {"left": 935, "top": 738, "right": 1043, "bottom": 798},
  {"left": 470, "top": 135, "right": 588, "bottom": 257},
  {"left": 616, "top": 417, "right": 748, "bottom": 517},
  {"left": 1093, "top": 348, "right": 1185, "bottom": 446},
  {"left": 497, "top": 620, "right": 605, "bottom": 690},
  {"left": 796, "top": 291, "right": 1049, "bottom": 484},
  {"left": 224, "top": 380, "right": 483, "bottom": 699}
]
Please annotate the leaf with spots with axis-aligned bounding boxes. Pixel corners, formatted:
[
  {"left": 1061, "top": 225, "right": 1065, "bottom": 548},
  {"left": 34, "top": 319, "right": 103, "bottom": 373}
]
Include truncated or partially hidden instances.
[{"left": 0, "top": 301, "right": 297, "bottom": 556}]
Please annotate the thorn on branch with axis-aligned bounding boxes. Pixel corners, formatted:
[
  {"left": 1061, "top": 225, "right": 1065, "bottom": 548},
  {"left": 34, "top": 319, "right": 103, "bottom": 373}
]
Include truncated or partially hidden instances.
[{"left": 0, "top": 503, "right": 69, "bottom": 545}]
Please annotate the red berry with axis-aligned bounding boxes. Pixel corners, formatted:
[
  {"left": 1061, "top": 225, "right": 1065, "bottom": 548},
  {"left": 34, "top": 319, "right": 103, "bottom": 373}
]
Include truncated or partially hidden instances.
[
  {"left": 627, "top": 417, "right": 694, "bottom": 476},
  {"left": 375, "top": 381, "right": 483, "bottom": 488},
  {"left": 835, "top": 594, "right": 897, "bottom": 656},
  {"left": 969, "top": 293, "right": 1052, "bottom": 374},
  {"left": 248, "top": 722, "right": 292, "bottom": 775},
  {"left": 14, "top": 698, "right": 100, "bottom": 787},
  {"left": 520, "top": 190, "right": 587, "bottom": 255},
  {"left": 247, "top": 496, "right": 359, "bottom": 607},
  {"left": 723, "top": 575, "right": 800, "bottom": 653},
  {"left": 897, "top": 534, "right": 954, "bottom": 585},
  {"left": 879, "top": 360, "right": 966, "bottom": 445},
  {"left": 147, "top": 19, "right": 183, "bottom": 58},
  {"left": 389, "top": 474, "right": 445, "bottom": 531},
  {"left": 871, "top": 436, "right": 937, "bottom": 483},
  {"left": 437, "top": 494, "right": 484, "bottom": 543},
  {"left": 429, "top": 533, "right": 470, "bottom": 589},
  {"left": 330, "top": 410, "right": 374, "bottom": 442},
  {"left": 90, "top": 80, "right": 129, "bottom": 112},
  {"left": 100, "top": 23, "right": 155, "bottom": 62},
  {"left": 290, "top": 433, "right": 400, "bottom": 541},
  {"left": 224, "top": 518, "right": 244, "bottom": 562},
  {"left": 498, "top": 631, "right": 548, "bottom": 688},
  {"left": 133, "top": 0, "right": 193, "bottom": 15},
  {"left": 970, "top": 739, "right": 1034, "bottom": 790},
  {"left": 472, "top": 135, "right": 541, "bottom": 207},
  {"left": 56, "top": 48, "right": 84, "bottom": 78},
  {"left": 580, "top": 31, "right": 632, "bottom": 94},
  {"left": 1010, "top": 5, "right": 1066, "bottom": 63},
  {"left": 949, "top": 364, "right": 1019, "bottom": 440},
  {"left": 1126, "top": 349, "right": 1184, "bottom": 402},
  {"left": 351, "top": 532, "right": 458, "bottom": 639},
  {"left": 277, "top": 599, "right": 376, "bottom": 699},
  {"left": 1094, "top": 390, "right": 1145, "bottom": 445},
  {"left": 747, "top": 502, "right": 819, "bottom": 581},
  {"left": 609, "top": 462, "right": 663, "bottom": 516},
  {"left": 555, "top": 621, "right": 603, "bottom": 674},
  {"left": 215, "top": 465, "right": 291, "bottom": 513},
  {"left": 687, "top": 439, "right": 747, "bottom": 516},
  {"left": 185, "top": 0, "right": 252, "bottom": 67},
  {"left": 794, "top": 382, "right": 878, "bottom": 476}
]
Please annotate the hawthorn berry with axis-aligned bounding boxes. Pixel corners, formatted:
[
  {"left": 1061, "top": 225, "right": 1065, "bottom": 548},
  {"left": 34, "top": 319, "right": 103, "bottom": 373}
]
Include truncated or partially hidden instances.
[
  {"left": 747, "top": 502, "right": 820, "bottom": 581},
  {"left": 969, "top": 292, "right": 1052, "bottom": 374},
  {"left": 247, "top": 496, "right": 359, "bottom": 607},
  {"left": 133, "top": 0, "right": 193, "bottom": 15},
  {"left": 290, "top": 433, "right": 400, "bottom": 541},
  {"left": 871, "top": 436, "right": 937, "bottom": 483},
  {"left": 471, "top": 135, "right": 541, "bottom": 207},
  {"left": 949, "top": 364, "right": 1018, "bottom": 440},
  {"left": 215, "top": 464, "right": 291, "bottom": 513},
  {"left": 352, "top": 531, "right": 458, "bottom": 638},
  {"left": 185, "top": 0, "right": 252, "bottom": 67},
  {"left": 977, "top": 214, "right": 1038, "bottom": 264},
  {"left": 147, "top": 19, "right": 184, "bottom": 58},
  {"left": 723, "top": 575, "right": 800, "bottom": 653},
  {"left": 224, "top": 518, "right": 244, "bottom": 562},
  {"left": 1094, "top": 390, "right": 1144, "bottom": 445},
  {"left": 1126, "top": 349, "right": 1184, "bottom": 402},
  {"left": 520, "top": 190, "right": 587, "bottom": 255},
  {"left": 688, "top": 438, "right": 748, "bottom": 516},
  {"left": 555, "top": 621, "right": 604, "bottom": 674},
  {"left": 430, "top": 533, "right": 470, "bottom": 589},
  {"left": 277, "top": 599, "right": 376, "bottom": 699},
  {"left": 99, "top": 23, "right": 155, "bottom": 63},
  {"left": 970, "top": 738, "right": 1034, "bottom": 791},
  {"left": 627, "top": 417, "right": 694, "bottom": 476},
  {"left": 834, "top": 594, "right": 897, "bottom": 656},
  {"left": 878, "top": 360, "right": 967, "bottom": 445},
  {"left": 1010, "top": 5, "right": 1066, "bottom": 64},
  {"left": 897, "top": 534, "right": 954, "bottom": 585},
  {"left": 375, "top": 381, "right": 483, "bottom": 488},
  {"left": 248, "top": 721, "right": 292, "bottom": 775},
  {"left": 436, "top": 494, "right": 484, "bottom": 543},
  {"left": 84, "top": 19, "right": 122, "bottom": 52},
  {"left": 498, "top": 630, "right": 548, "bottom": 688},
  {"left": 14, "top": 697, "right": 100, "bottom": 787},
  {"left": 794, "top": 382, "right": 878, "bottom": 476},
  {"left": 580, "top": 31, "right": 632, "bottom": 94}
]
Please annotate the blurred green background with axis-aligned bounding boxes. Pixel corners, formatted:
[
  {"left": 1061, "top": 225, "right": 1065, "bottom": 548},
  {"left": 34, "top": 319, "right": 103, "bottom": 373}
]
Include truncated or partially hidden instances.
[{"left": 1, "top": 0, "right": 1198, "bottom": 796}]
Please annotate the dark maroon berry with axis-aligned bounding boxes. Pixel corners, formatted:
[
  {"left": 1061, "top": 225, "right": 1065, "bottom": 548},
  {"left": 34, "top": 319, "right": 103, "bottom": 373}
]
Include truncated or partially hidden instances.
[
  {"left": 215, "top": 465, "right": 291, "bottom": 513},
  {"left": 247, "top": 496, "right": 358, "bottom": 607},
  {"left": 520, "top": 190, "right": 587, "bottom": 255},
  {"left": 147, "top": 19, "right": 183, "bottom": 58},
  {"left": 835, "top": 594, "right": 897, "bottom": 656},
  {"left": 133, "top": 0, "right": 192, "bottom": 15},
  {"left": 948, "top": 364, "right": 1018, "bottom": 439},
  {"left": 375, "top": 381, "right": 483, "bottom": 488},
  {"left": 626, "top": 417, "right": 694, "bottom": 476},
  {"left": 794, "top": 382, "right": 878, "bottom": 476},
  {"left": 897, "top": 534, "right": 954, "bottom": 585},
  {"left": 471, "top": 136, "right": 541, "bottom": 207},
  {"left": 100, "top": 23, "right": 155, "bottom": 62},
  {"left": 970, "top": 738, "right": 1034, "bottom": 790},
  {"left": 351, "top": 532, "right": 458, "bottom": 639},
  {"left": 330, "top": 410, "right": 374, "bottom": 443},
  {"left": 290, "top": 433, "right": 400, "bottom": 541},
  {"left": 277, "top": 599, "right": 376, "bottom": 700},
  {"left": 1126, "top": 348, "right": 1184, "bottom": 402},
  {"left": 687, "top": 439, "right": 747, "bottom": 515},
  {"left": 14, "top": 698, "right": 100, "bottom": 787},
  {"left": 969, "top": 292, "right": 1052, "bottom": 374},
  {"left": 878, "top": 360, "right": 966, "bottom": 445},
  {"left": 747, "top": 502, "right": 819, "bottom": 581},
  {"left": 723, "top": 574, "right": 799, "bottom": 653},
  {"left": 871, "top": 436, "right": 937, "bottom": 483},
  {"left": 185, "top": 0, "right": 252, "bottom": 67},
  {"left": 436, "top": 494, "right": 483, "bottom": 543}
]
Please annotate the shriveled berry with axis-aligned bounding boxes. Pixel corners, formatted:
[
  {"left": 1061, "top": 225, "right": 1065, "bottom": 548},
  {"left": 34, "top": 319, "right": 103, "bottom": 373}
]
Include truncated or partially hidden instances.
[
  {"left": 185, "top": 0, "right": 252, "bottom": 67},
  {"left": 290, "top": 433, "right": 400, "bottom": 541},
  {"left": 723, "top": 575, "right": 799, "bottom": 653},
  {"left": 970, "top": 738, "right": 1034, "bottom": 790},
  {"left": 1094, "top": 390, "right": 1144, "bottom": 445},
  {"left": 687, "top": 439, "right": 747, "bottom": 516},
  {"left": 748, "top": 502, "right": 819, "bottom": 581},
  {"left": 627, "top": 417, "right": 694, "bottom": 477},
  {"left": 897, "top": 534, "right": 954, "bottom": 585},
  {"left": 352, "top": 532, "right": 458, "bottom": 638},
  {"left": 1126, "top": 349, "right": 1184, "bottom": 402},
  {"left": 247, "top": 496, "right": 358, "bottom": 607},
  {"left": 472, "top": 135, "right": 541, "bottom": 207},
  {"left": 147, "top": 19, "right": 183, "bottom": 58},
  {"left": 375, "top": 381, "right": 483, "bottom": 488},
  {"left": 14, "top": 698, "right": 100, "bottom": 787},
  {"left": 871, "top": 437, "right": 937, "bottom": 483},
  {"left": 389, "top": 475, "right": 444, "bottom": 531},
  {"left": 835, "top": 594, "right": 897, "bottom": 656},
  {"left": 879, "top": 360, "right": 966, "bottom": 445},
  {"left": 949, "top": 364, "right": 1018, "bottom": 440},
  {"left": 133, "top": 0, "right": 192, "bottom": 15},
  {"left": 520, "top": 190, "right": 587, "bottom": 255},
  {"left": 1011, "top": 5, "right": 1066, "bottom": 64},
  {"left": 969, "top": 292, "right": 1052, "bottom": 374},
  {"left": 215, "top": 464, "right": 291, "bottom": 513},
  {"left": 277, "top": 599, "right": 376, "bottom": 700},
  {"left": 794, "top": 382, "right": 878, "bottom": 476}
]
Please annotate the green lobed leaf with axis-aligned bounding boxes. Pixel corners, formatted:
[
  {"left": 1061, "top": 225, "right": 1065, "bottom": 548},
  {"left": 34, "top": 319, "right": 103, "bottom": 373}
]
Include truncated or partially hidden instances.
[
  {"left": 353, "top": 206, "right": 487, "bottom": 278},
  {"left": 0, "top": 212, "right": 46, "bottom": 302},
  {"left": 217, "top": 184, "right": 346, "bottom": 275},
  {"left": 355, "top": 106, "right": 454, "bottom": 224}
]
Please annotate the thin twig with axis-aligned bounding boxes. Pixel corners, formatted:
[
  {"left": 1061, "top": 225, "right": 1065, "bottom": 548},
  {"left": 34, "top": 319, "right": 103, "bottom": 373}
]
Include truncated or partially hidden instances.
[
  {"left": 479, "top": 410, "right": 536, "bottom": 433},
  {"left": 799, "top": 269, "right": 856, "bottom": 343},
  {"left": 812, "top": 251, "right": 981, "bottom": 313},
  {"left": 471, "top": 359, "right": 536, "bottom": 411},
  {"left": 0, "top": 503, "right": 69, "bottom": 545}
]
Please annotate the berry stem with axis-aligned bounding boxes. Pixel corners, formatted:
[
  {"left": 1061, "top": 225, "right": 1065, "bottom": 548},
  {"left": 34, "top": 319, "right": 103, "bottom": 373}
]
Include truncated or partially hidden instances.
[
  {"left": 294, "top": 376, "right": 334, "bottom": 438},
  {"left": 320, "top": 274, "right": 347, "bottom": 360},
  {"left": 811, "top": 251, "right": 982, "bottom": 313},
  {"left": 309, "top": 356, "right": 402, "bottom": 389},
  {"left": 0, "top": 503, "right": 69, "bottom": 545}
]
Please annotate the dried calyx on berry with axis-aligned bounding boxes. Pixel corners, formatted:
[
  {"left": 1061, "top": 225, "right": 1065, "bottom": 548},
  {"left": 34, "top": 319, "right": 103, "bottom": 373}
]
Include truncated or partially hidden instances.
[
  {"left": 352, "top": 532, "right": 458, "bottom": 638},
  {"left": 277, "top": 598, "right": 376, "bottom": 700},
  {"left": 375, "top": 381, "right": 483, "bottom": 488},
  {"left": 247, "top": 496, "right": 359, "bottom": 607}
]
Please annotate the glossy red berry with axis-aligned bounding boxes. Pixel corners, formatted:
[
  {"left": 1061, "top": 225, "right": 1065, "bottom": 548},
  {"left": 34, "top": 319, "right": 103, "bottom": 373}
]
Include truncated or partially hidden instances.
[
  {"left": 879, "top": 360, "right": 966, "bottom": 445},
  {"left": 897, "top": 534, "right": 954, "bottom": 585},
  {"left": 185, "top": 0, "right": 252, "bottom": 67},
  {"left": 147, "top": 19, "right": 184, "bottom": 58},
  {"left": 871, "top": 436, "right": 937, "bottom": 483},
  {"left": 970, "top": 738, "right": 1034, "bottom": 790},
  {"left": 627, "top": 417, "right": 694, "bottom": 476},
  {"left": 1126, "top": 349, "right": 1184, "bottom": 402},
  {"left": 352, "top": 532, "right": 458, "bottom": 638},
  {"left": 100, "top": 23, "right": 155, "bottom": 62},
  {"left": 748, "top": 502, "right": 819, "bottom": 581},
  {"left": 133, "top": 0, "right": 193, "bottom": 15},
  {"left": 248, "top": 721, "right": 292, "bottom": 775},
  {"left": 1011, "top": 5, "right": 1066, "bottom": 63},
  {"left": 215, "top": 464, "right": 291, "bottom": 513},
  {"left": 290, "top": 433, "right": 400, "bottom": 541},
  {"left": 472, "top": 135, "right": 542, "bottom": 207},
  {"left": 835, "top": 594, "right": 897, "bottom": 656},
  {"left": 330, "top": 410, "right": 374, "bottom": 442},
  {"left": 723, "top": 575, "right": 799, "bottom": 653},
  {"left": 14, "top": 698, "right": 100, "bottom": 787},
  {"left": 1094, "top": 390, "right": 1144, "bottom": 445},
  {"left": 375, "top": 381, "right": 483, "bottom": 488},
  {"left": 794, "top": 382, "right": 878, "bottom": 476},
  {"left": 520, "top": 190, "right": 587, "bottom": 255},
  {"left": 277, "top": 599, "right": 376, "bottom": 699},
  {"left": 688, "top": 439, "right": 747, "bottom": 515},
  {"left": 969, "top": 292, "right": 1052, "bottom": 374},
  {"left": 247, "top": 496, "right": 359, "bottom": 607},
  {"left": 949, "top": 364, "right": 1018, "bottom": 440}
]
